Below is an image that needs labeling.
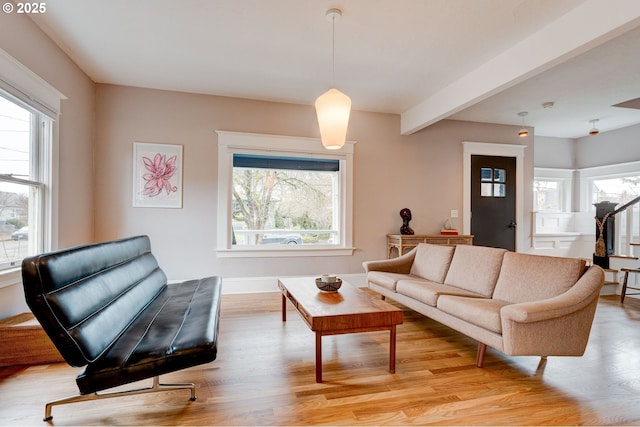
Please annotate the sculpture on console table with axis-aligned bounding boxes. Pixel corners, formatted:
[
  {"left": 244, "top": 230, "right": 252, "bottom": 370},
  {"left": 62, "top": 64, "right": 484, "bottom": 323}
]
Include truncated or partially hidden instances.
[{"left": 400, "top": 208, "right": 414, "bottom": 235}]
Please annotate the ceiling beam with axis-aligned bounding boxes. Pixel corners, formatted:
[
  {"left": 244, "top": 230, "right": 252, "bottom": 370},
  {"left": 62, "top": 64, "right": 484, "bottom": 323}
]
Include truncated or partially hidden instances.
[{"left": 400, "top": 0, "right": 640, "bottom": 135}]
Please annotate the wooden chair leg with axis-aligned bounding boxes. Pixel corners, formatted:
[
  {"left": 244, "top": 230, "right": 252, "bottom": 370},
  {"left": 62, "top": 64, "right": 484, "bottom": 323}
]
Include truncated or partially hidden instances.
[
  {"left": 621, "top": 271, "right": 629, "bottom": 304},
  {"left": 476, "top": 343, "right": 487, "bottom": 367}
]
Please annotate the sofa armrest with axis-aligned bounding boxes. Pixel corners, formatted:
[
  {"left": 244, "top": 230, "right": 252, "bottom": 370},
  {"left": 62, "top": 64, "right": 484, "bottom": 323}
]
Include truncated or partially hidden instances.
[
  {"left": 500, "top": 265, "right": 604, "bottom": 357},
  {"left": 500, "top": 265, "right": 604, "bottom": 323},
  {"left": 362, "top": 247, "right": 417, "bottom": 274}
]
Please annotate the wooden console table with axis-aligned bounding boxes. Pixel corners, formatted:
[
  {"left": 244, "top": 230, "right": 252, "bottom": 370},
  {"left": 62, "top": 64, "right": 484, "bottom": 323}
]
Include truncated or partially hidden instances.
[{"left": 387, "top": 234, "right": 473, "bottom": 258}]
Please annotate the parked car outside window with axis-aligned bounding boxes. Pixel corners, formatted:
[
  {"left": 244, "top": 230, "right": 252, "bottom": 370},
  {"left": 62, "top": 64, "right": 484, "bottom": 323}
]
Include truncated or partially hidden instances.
[
  {"left": 11, "top": 226, "right": 28, "bottom": 240},
  {"left": 260, "top": 233, "right": 303, "bottom": 244}
]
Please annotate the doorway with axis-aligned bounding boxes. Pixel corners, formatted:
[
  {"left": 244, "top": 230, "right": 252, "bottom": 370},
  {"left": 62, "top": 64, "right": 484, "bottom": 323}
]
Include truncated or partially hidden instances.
[
  {"left": 462, "top": 141, "right": 525, "bottom": 252},
  {"left": 471, "top": 155, "right": 516, "bottom": 251}
]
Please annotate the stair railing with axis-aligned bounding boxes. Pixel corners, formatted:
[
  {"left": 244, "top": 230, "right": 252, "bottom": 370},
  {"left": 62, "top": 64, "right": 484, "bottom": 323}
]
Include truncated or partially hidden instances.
[{"left": 612, "top": 195, "right": 640, "bottom": 257}]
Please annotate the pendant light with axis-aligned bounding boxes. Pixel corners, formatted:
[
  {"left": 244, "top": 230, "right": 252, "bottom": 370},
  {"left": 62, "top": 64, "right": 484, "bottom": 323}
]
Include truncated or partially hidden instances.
[
  {"left": 589, "top": 119, "right": 600, "bottom": 136},
  {"left": 315, "top": 8, "right": 351, "bottom": 150},
  {"left": 517, "top": 111, "right": 529, "bottom": 137}
]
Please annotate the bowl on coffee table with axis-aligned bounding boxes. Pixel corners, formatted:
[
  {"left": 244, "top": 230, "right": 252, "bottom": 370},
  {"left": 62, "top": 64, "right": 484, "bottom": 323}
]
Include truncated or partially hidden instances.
[{"left": 315, "top": 275, "right": 342, "bottom": 292}]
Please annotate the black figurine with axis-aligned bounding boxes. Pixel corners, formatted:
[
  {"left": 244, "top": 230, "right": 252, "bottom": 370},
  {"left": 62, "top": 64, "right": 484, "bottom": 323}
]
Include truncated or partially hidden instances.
[{"left": 400, "top": 208, "right": 414, "bottom": 235}]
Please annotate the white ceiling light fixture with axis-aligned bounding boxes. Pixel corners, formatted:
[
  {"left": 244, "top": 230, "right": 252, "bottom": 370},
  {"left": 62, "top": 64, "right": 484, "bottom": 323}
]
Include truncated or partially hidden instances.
[
  {"left": 589, "top": 119, "right": 600, "bottom": 136},
  {"left": 315, "top": 8, "right": 351, "bottom": 150},
  {"left": 517, "top": 111, "right": 529, "bottom": 137}
]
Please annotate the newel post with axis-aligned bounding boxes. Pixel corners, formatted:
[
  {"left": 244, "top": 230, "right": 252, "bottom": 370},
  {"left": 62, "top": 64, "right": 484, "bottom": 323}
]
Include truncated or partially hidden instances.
[{"left": 593, "top": 201, "right": 617, "bottom": 269}]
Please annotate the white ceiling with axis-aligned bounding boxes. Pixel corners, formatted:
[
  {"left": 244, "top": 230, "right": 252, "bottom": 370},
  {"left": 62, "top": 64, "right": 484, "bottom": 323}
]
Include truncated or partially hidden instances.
[{"left": 28, "top": 0, "right": 640, "bottom": 138}]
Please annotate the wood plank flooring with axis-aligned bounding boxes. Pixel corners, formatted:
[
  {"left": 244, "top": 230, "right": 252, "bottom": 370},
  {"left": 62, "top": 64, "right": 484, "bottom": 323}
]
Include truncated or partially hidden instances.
[{"left": 1, "top": 291, "right": 639, "bottom": 425}]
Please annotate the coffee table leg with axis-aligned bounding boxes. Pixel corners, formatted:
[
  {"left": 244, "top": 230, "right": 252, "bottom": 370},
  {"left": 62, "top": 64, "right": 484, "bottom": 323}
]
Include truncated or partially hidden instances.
[
  {"left": 282, "top": 294, "right": 286, "bottom": 322},
  {"left": 315, "top": 333, "right": 322, "bottom": 383},
  {"left": 389, "top": 325, "right": 396, "bottom": 373}
]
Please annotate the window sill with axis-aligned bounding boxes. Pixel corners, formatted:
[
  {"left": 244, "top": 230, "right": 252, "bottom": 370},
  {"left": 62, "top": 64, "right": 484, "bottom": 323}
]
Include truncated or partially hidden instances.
[
  {"left": 216, "top": 246, "right": 356, "bottom": 258},
  {"left": 0, "top": 267, "right": 22, "bottom": 289}
]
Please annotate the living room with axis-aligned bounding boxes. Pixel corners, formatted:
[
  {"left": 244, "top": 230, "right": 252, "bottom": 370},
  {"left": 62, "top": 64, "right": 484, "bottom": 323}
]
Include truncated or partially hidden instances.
[{"left": 1, "top": 1, "right": 640, "bottom": 425}]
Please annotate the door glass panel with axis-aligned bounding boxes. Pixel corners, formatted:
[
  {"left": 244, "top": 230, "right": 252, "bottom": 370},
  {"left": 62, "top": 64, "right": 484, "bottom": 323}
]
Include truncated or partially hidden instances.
[{"left": 480, "top": 167, "right": 507, "bottom": 197}]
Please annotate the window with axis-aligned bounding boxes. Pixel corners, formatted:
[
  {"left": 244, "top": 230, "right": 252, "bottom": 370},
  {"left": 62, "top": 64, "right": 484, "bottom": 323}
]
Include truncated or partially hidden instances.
[
  {"left": 480, "top": 167, "right": 506, "bottom": 197},
  {"left": 591, "top": 176, "right": 640, "bottom": 206},
  {"left": 0, "top": 91, "right": 51, "bottom": 271},
  {"left": 217, "top": 131, "right": 354, "bottom": 258},
  {"left": 533, "top": 168, "right": 573, "bottom": 212},
  {"left": 534, "top": 179, "right": 562, "bottom": 211}
]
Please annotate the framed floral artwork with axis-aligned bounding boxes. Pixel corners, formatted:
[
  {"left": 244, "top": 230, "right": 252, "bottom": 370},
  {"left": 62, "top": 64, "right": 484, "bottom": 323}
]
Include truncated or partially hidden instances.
[{"left": 132, "top": 142, "right": 183, "bottom": 208}]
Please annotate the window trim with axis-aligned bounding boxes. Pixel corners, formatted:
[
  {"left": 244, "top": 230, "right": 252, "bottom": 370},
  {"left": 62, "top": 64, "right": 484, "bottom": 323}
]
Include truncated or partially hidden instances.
[
  {"left": 0, "top": 49, "right": 62, "bottom": 287},
  {"left": 216, "top": 131, "right": 355, "bottom": 258},
  {"left": 534, "top": 167, "right": 574, "bottom": 212},
  {"left": 578, "top": 161, "right": 640, "bottom": 212}
]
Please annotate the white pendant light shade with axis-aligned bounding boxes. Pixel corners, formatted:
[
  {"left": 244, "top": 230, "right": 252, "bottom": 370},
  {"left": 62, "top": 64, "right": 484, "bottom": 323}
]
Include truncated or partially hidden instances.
[{"left": 315, "top": 88, "right": 351, "bottom": 150}]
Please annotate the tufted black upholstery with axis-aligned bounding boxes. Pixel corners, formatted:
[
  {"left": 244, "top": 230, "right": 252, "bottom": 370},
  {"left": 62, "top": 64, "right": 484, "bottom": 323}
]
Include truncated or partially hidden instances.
[{"left": 22, "top": 235, "right": 221, "bottom": 419}]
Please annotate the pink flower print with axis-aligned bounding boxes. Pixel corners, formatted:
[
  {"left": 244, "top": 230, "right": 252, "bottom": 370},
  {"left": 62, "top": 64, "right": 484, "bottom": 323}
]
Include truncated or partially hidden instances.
[{"left": 142, "top": 153, "right": 178, "bottom": 197}]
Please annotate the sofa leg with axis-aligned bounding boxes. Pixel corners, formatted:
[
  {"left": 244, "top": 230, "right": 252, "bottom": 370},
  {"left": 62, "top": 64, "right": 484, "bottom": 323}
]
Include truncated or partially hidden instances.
[
  {"left": 476, "top": 343, "right": 487, "bottom": 367},
  {"left": 43, "top": 376, "right": 196, "bottom": 421},
  {"left": 538, "top": 356, "right": 548, "bottom": 368}
]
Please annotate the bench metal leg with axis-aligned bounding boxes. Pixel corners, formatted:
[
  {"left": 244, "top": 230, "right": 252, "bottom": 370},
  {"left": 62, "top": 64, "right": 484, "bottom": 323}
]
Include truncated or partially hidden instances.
[{"left": 43, "top": 376, "right": 196, "bottom": 421}]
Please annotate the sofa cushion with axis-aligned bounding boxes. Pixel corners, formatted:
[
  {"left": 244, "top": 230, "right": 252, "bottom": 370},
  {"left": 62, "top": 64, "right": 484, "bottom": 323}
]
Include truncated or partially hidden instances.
[
  {"left": 409, "top": 244, "right": 455, "bottom": 283},
  {"left": 492, "top": 252, "right": 587, "bottom": 304},
  {"left": 444, "top": 245, "right": 506, "bottom": 297},
  {"left": 437, "top": 295, "right": 511, "bottom": 334},
  {"left": 367, "top": 271, "right": 415, "bottom": 292},
  {"left": 397, "top": 279, "right": 486, "bottom": 307}
]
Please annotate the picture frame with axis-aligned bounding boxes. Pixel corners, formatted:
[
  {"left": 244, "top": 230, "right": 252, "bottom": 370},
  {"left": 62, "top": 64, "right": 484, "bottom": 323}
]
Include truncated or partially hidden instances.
[{"left": 132, "top": 142, "right": 183, "bottom": 208}]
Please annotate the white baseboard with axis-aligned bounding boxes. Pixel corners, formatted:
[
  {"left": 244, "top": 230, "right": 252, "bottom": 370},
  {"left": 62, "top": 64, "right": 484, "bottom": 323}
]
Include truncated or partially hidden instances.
[{"left": 218, "top": 273, "right": 367, "bottom": 294}]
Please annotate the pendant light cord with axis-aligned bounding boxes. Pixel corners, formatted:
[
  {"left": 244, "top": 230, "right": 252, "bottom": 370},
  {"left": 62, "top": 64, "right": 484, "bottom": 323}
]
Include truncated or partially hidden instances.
[{"left": 331, "top": 14, "right": 336, "bottom": 87}]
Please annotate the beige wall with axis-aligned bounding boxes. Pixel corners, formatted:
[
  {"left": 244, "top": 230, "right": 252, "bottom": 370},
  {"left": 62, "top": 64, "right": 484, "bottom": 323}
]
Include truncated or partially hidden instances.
[
  {"left": 0, "top": 12, "right": 95, "bottom": 317},
  {"left": 94, "top": 85, "right": 533, "bottom": 284},
  {"left": 535, "top": 136, "right": 576, "bottom": 169},
  {"left": 576, "top": 123, "right": 640, "bottom": 169},
  {"left": 0, "top": 11, "right": 95, "bottom": 248}
]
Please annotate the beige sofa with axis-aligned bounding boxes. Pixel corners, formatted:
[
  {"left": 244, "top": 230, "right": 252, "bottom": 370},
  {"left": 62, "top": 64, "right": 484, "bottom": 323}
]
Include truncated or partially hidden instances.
[{"left": 363, "top": 243, "right": 604, "bottom": 367}]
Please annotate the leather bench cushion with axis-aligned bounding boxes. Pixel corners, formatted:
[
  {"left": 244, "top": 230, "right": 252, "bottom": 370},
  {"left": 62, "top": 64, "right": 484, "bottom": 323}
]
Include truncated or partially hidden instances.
[
  {"left": 396, "top": 279, "right": 486, "bottom": 307},
  {"left": 409, "top": 244, "right": 455, "bottom": 283},
  {"left": 437, "top": 295, "right": 511, "bottom": 334},
  {"left": 444, "top": 245, "right": 506, "bottom": 297},
  {"left": 367, "top": 271, "right": 419, "bottom": 292},
  {"left": 22, "top": 236, "right": 167, "bottom": 366},
  {"left": 76, "top": 276, "right": 222, "bottom": 394},
  {"left": 493, "top": 253, "right": 587, "bottom": 304}
]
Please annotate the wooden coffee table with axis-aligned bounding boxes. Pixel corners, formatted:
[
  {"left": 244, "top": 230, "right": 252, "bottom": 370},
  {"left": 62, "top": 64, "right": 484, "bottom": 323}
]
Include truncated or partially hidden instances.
[{"left": 278, "top": 276, "right": 403, "bottom": 382}]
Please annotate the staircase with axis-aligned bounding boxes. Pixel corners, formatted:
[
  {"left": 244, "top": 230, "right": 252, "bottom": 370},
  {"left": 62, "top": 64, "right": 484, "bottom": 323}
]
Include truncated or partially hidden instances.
[
  {"left": 602, "top": 268, "right": 619, "bottom": 295},
  {"left": 593, "top": 197, "right": 640, "bottom": 296}
]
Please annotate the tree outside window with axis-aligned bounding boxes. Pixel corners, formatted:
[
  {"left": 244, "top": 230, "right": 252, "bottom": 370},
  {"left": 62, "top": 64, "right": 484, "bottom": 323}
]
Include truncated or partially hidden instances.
[{"left": 232, "top": 155, "right": 339, "bottom": 246}]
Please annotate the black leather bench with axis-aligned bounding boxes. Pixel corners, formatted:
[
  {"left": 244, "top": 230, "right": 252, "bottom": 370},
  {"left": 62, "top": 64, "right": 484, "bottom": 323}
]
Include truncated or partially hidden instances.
[{"left": 21, "top": 235, "right": 222, "bottom": 421}]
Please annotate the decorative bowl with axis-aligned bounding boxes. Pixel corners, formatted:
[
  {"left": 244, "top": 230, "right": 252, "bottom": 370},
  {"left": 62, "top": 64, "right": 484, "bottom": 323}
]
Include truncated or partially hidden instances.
[{"left": 315, "top": 277, "right": 342, "bottom": 292}]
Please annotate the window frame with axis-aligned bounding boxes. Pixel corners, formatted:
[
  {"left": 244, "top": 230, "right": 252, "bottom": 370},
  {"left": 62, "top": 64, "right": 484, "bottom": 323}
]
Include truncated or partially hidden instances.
[
  {"left": 533, "top": 167, "right": 573, "bottom": 212},
  {"left": 0, "top": 48, "right": 62, "bottom": 287},
  {"left": 216, "top": 131, "right": 355, "bottom": 258},
  {"left": 0, "top": 92, "right": 51, "bottom": 273},
  {"left": 578, "top": 161, "right": 640, "bottom": 212}
]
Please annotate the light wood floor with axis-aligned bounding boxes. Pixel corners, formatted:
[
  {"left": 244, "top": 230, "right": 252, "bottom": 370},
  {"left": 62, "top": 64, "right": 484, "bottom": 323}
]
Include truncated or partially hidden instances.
[{"left": 1, "top": 291, "right": 640, "bottom": 426}]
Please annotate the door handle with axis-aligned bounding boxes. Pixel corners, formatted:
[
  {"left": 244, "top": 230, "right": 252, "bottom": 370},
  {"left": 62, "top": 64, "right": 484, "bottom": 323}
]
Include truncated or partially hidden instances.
[{"left": 508, "top": 220, "right": 517, "bottom": 230}]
